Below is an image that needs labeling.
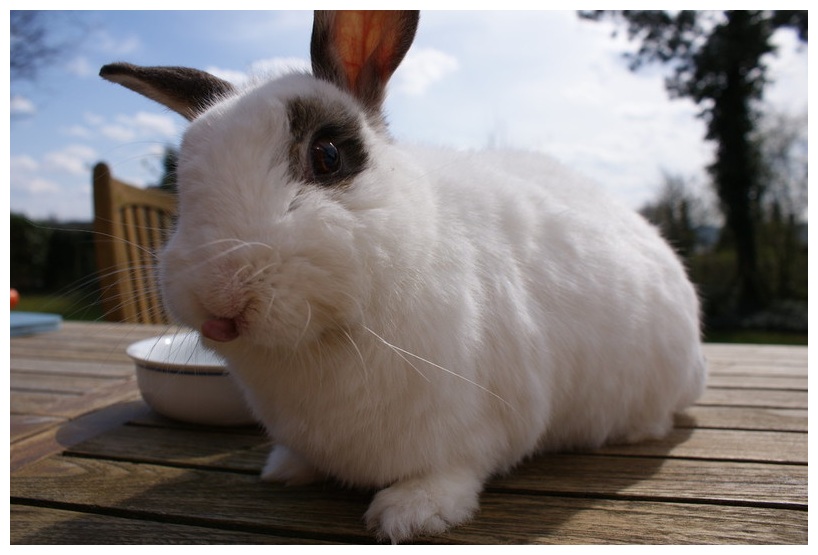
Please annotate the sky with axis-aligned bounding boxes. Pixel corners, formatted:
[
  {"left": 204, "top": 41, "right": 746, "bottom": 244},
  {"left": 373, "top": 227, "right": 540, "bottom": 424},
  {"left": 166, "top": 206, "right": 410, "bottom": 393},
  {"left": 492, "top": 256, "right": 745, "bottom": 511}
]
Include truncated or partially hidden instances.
[{"left": 7, "top": 7, "right": 810, "bottom": 223}]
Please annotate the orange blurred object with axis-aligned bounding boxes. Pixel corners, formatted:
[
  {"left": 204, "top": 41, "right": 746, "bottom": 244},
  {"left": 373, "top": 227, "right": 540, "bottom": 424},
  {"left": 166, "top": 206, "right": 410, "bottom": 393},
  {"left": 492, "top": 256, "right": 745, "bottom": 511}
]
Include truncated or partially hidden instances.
[{"left": 11, "top": 289, "right": 20, "bottom": 309}]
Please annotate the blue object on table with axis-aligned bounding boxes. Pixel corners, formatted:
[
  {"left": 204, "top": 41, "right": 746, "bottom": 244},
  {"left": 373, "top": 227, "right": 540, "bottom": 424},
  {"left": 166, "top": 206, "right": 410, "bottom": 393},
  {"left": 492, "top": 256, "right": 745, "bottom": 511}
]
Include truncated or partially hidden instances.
[{"left": 10, "top": 311, "right": 63, "bottom": 337}]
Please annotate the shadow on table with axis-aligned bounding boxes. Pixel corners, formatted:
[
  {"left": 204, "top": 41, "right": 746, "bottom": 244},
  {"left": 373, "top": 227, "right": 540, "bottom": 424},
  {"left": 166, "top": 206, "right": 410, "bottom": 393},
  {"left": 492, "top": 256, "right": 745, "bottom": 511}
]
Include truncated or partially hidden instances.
[{"left": 14, "top": 405, "right": 698, "bottom": 544}]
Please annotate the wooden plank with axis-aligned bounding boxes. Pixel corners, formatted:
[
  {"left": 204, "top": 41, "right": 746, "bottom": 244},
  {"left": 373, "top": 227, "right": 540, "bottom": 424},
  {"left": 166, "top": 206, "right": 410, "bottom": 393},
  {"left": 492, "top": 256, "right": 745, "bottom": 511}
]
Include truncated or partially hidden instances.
[
  {"left": 8, "top": 324, "right": 180, "bottom": 364},
  {"left": 11, "top": 357, "right": 135, "bottom": 377},
  {"left": 10, "top": 378, "right": 140, "bottom": 419},
  {"left": 10, "top": 400, "right": 151, "bottom": 472},
  {"left": 440, "top": 494, "right": 806, "bottom": 544},
  {"left": 697, "top": 388, "right": 807, "bottom": 409},
  {"left": 707, "top": 355, "right": 805, "bottom": 368},
  {"left": 490, "top": 454, "right": 806, "bottom": 506},
  {"left": 123, "top": 400, "right": 808, "bottom": 436},
  {"left": 10, "top": 346, "right": 139, "bottom": 364},
  {"left": 703, "top": 343, "right": 807, "bottom": 362},
  {"left": 11, "top": 390, "right": 85, "bottom": 415},
  {"left": 677, "top": 406, "right": 807, "bottom": 432},
  {"left": 11, "top": 334, "right": 147, "bottom": 354},
  {"left": 704, "top": 374, "right": 806, "bottom": 390},
  {"left": 66, "top": 423, "right": 269, "bottom": 473},
  {"left": 11, "top": 327, "right": 149, "bottom": 347},
  {"left": 65, "top": 424, "right": 807, "bottom": 507},
  {"left": 10, "top": 456, "right": 806, "bottom": 544},
  {"left": 67, "top": 412, "right": 808, "bottom": 474},
  {"left": 11, "top": 414, "right": 66, "bottom": 444},
  {"left": 11, "top": 456, "right": 373, "bottom": 542},
  {"left": 13, "top": 322, "right": 183, "bottom": 347},
  {"left": 64, "top": 403, "right": 807, "bottom": 471},
  {"left": 597, "top": 428, "right": 807, "bottom": 464},
  {"left": 11, "top": 371, "right": 127, "bottom": 395},
  {"left": 42, "top": 320, "right": 176, "bottom": 338},
  {"left": 11, "top": 505, "right": 335, "bottom": 544},
  {"left": 707, "top": 362, "right": 806, "bottom": 377}
]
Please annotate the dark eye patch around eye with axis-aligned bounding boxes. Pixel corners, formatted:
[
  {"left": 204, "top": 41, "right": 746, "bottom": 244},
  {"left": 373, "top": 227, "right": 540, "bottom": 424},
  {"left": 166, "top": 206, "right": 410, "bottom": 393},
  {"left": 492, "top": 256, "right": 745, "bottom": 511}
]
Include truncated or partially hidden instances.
[{"left": 286, "top": 97, "right": 369, "bottom": 187}]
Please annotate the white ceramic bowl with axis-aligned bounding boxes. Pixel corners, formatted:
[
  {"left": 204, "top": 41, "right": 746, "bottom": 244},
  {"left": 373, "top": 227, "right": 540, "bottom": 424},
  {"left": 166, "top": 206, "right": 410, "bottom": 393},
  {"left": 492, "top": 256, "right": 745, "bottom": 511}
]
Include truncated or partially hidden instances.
[{"left": 127, "top": 331, "right": 256, "bottom": 426}]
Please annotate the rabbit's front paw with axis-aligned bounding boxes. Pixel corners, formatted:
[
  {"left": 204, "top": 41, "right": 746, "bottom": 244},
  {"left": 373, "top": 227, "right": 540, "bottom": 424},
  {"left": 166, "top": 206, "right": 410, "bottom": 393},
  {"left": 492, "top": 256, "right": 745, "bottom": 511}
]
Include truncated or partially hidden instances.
[
  {"left": 261, "top": 444, "right": 321, "bottom": 486},
  {"left": 364, "top": 469, "right": 482, "bottom": 543}
]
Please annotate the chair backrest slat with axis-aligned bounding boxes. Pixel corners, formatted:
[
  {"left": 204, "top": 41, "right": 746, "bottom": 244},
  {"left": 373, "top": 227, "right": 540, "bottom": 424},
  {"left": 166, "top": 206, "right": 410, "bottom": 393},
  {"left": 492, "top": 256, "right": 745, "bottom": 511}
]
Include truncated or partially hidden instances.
[{"left": 93, "top": 162, "right": 177, "bottom": 324}]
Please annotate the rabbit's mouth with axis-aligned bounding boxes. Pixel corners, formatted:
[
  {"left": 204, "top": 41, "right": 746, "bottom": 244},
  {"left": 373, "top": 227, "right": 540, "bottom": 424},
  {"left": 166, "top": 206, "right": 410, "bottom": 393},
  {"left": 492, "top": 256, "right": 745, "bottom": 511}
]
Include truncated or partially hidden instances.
[{"left": 201, "top": 317, "right": 240, "bottom": 342}]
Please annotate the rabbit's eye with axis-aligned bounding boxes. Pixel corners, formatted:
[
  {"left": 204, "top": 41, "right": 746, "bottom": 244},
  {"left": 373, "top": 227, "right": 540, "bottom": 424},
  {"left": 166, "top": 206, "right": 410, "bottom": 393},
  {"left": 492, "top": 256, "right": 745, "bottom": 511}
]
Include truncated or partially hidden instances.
[
  {"left": 290, "top": 112, "right": 367, "bottom": 187},
  {"left": 310, "top": 138, "right": 341, "bottom": 178}
]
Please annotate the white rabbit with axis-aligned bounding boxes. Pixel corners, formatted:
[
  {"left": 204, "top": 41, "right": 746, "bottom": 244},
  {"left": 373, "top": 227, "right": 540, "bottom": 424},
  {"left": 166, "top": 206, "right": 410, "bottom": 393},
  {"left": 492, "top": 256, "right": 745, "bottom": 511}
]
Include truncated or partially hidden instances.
[{"left": 100, "top": 10, "right": 706, "bottom": 543}]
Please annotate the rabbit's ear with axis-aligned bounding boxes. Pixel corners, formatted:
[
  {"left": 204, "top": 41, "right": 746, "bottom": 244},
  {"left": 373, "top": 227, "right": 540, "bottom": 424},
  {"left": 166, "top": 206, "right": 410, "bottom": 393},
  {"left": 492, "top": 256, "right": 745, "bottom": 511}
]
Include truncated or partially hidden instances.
[
  {"left": 100, "top": 63, "right": 236, "bottom": 121},
  {"left": 311, "top": 10, "right": 419, "bottom": 112}
]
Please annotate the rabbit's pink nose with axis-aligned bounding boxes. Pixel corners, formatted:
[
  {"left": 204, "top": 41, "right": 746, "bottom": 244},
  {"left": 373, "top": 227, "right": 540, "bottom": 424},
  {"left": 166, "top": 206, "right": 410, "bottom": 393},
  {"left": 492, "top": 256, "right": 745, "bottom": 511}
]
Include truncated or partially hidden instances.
[{"left": 201, "top": 317, "right": 239, "bottom": 342}]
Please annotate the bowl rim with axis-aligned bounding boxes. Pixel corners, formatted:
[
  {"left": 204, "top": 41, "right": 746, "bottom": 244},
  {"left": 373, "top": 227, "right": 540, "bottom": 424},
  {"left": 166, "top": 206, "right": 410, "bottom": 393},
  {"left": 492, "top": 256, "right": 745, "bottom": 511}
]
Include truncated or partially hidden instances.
[
  {"left": 135, "top": 363, "right": 228, "bottom": 377},
  {"left": 127, "top": 332, "right": 227, "bottom": 374}
]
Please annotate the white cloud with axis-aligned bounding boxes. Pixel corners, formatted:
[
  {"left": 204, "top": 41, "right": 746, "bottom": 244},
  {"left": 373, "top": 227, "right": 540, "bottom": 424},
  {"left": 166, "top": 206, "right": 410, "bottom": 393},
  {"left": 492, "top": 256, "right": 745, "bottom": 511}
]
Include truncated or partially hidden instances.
[
  {"left": 84, "top": 112, "right": 105, "bottom": 126},
  {"left": 11, "top": 178, "right": 94, "bottom": 221},
  {"left": 100, "top": 124, "right": 137, "bottom": 142},
  {"left": 614, "top": 101, "right": 669, "bottom": 122},
  {"left": 146, "top": 143, "right": 167, "bottom": 158},
  {"left": 121, "top": 111, "right": 178, "bottom": 137},
  {"left": 251, "top": 57, "right": 311, "bottom": 78},
  {"left": 10, "top": 154, "right": 47, "bottom": 195},
  {"left": 62, "top": 124, "right": 93, "bottom": 138},
  {"left": 10, "top": 154, "right": 39, "bottom": 173},
  {"left": 27, "top": 178, "right": 62, "bottom": 194},
  {"left": 206, "top": 66, "right": 250, "bottom": 85},
  {"left": 12, "top": 176, "right": 61, "bottom": 195},
  {"left": 11, "top": 95, "right": 36, "bottom": 116},
  {"left": 206, "top": 57, "right": 311, "bottom": 85},
  {"left": 763, "top": 29, "right": 808, "bottom": 111},
  {"left": 95, "top": 30, "right": 141, "bottom": 55},
  {"left": 65, "top": 56, "right": 94, "bottom": 77},
  {"left": 394, "top": 48, "right": 459, "bottom": 96},
  {"left": 43, "top": 144, "right": 98, "bottom": 176},
  {"left": 92, "top": 111, "right": 177, "bottom": 142}
]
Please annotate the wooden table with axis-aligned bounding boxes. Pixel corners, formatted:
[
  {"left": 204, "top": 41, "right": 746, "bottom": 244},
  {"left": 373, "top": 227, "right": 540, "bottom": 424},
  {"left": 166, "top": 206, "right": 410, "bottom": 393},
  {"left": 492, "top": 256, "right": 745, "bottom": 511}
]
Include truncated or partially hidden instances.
[{"left": 10, "top": 321, "right": 808, "bottom": 544}]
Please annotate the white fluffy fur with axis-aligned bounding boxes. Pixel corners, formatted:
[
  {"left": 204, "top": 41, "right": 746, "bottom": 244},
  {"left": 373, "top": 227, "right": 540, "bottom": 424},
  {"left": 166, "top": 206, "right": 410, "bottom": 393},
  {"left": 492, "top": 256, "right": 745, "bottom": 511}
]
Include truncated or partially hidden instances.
[{"left": 160, "top": 73, "right": 706, "bottom": 542}]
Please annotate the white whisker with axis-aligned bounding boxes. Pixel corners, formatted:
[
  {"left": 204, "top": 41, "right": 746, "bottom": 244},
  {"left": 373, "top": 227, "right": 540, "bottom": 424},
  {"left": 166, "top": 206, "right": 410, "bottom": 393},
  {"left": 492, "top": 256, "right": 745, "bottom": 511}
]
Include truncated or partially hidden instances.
[
  {"left": 264, "top": 290, "right": 277, "bottom": 321},
  {"left": 177, "top": 239, "right": 274, "bottom": 276},
  {"left": 339, "top": 326, "right": 370, "bottom": 384},
  {"left": 195, "top": 238, "right": 274, "bottom": 253},
  {"left": 294, "top": 299, "right": 312, "bottom": 348},
  {"left": 362, "top": 325, "right": 513, "bottom": 411},
  {"left": 360, "top": 325, "right": 429, "bottom": 382}
]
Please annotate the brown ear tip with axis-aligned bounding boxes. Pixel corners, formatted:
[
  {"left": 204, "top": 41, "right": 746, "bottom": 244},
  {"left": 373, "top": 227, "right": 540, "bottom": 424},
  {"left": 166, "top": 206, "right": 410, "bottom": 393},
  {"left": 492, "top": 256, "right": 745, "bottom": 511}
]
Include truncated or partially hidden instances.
[{"left": 99, "top": 62, "right": 133, "bottom": 79}]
